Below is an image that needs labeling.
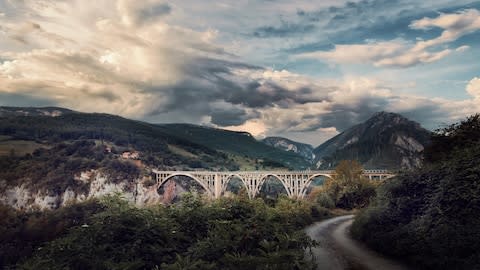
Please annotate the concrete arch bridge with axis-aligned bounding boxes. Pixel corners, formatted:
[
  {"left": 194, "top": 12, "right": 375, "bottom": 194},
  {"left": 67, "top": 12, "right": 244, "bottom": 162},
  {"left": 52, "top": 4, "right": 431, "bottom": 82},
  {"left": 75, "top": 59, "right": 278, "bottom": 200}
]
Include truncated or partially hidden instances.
[{"left": 152, "top": 169, "right": 395, "bottom": 199}]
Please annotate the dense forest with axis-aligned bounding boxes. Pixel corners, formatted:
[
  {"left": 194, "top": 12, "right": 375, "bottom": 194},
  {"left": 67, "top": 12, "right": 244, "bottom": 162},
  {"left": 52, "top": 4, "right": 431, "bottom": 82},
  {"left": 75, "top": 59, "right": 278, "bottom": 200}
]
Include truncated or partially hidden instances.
[
  {"left": 352, "top": 114, "right": 480, "bottom": 269},
  {"left": 0, "top": 193, "right": 329, "bottom": 269}
]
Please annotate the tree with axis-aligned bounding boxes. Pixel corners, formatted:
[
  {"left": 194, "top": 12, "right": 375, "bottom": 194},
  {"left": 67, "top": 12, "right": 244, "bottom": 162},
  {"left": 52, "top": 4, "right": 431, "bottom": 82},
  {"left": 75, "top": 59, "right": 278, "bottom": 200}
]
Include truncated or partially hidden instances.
[
  {"left": 352, "top": 114, "right": 480, "bottom": 269},
  {"left": 334, "top": 160, "right": 364, "bottom": 183},
  {"left": 424, "top": 113, "right": 480, "bottom": 162},
  {"left": 321, "top": 160, "right": 376, "bottom": 209}
]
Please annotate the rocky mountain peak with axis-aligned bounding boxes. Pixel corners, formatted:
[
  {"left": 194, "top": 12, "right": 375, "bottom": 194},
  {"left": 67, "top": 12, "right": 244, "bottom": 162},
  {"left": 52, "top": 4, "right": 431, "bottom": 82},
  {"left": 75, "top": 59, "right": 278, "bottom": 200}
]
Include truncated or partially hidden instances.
[
  {"left": 366, "top": 111, "right": 417, "bottom": 127},
  {"left": 313, "top": 111, "right": 432, "bottom": 170}
]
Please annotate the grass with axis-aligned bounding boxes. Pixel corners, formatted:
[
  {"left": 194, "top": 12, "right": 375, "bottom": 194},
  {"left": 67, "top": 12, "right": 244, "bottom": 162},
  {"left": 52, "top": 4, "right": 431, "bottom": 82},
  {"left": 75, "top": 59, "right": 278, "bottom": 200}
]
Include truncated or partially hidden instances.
[
  {"left": 167, "top": 144, "right": 198, "bottom": 159},
  {"left": 0, "top": 140, "right": 45, "bottom": 156}
]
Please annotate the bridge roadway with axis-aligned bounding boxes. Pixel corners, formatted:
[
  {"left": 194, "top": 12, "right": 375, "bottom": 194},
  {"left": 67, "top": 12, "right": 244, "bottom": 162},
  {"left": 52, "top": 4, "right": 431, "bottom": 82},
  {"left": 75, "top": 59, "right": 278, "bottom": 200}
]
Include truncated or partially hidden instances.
[{"left": 152, "top": 169, "right": 395, "bottom": 199}]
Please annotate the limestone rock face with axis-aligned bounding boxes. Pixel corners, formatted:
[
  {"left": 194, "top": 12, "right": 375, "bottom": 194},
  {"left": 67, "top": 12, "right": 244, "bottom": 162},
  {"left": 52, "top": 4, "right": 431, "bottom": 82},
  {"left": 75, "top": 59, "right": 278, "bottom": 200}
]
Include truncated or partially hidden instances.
[{"left": 0, "top": 170, "right": 163, "bottom": 211}]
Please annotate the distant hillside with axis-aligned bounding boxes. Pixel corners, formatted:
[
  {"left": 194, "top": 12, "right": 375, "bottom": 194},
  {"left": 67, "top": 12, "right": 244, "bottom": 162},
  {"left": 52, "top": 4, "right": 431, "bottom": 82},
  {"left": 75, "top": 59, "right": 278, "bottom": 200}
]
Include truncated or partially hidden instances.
[
  {"left": 0, "top": 107, "right": 298, "bottom": 172},
  {"left": 261, "top": 137, "right": 314, "bottom": 162},
  {"left": 314, "top": 112, "right": 432, "bottom": 170},
  {"left": 0, "top": 106, "right": 74, "bottom": 117},
  {"left": 0, "top": 111, "right": 244, "bottom": 171},
  {"left": 156, "top": 124, "right": 311, "bottom": 169},
  {"left": 0, "top": 108, "right": 288, "bottom": 210}
]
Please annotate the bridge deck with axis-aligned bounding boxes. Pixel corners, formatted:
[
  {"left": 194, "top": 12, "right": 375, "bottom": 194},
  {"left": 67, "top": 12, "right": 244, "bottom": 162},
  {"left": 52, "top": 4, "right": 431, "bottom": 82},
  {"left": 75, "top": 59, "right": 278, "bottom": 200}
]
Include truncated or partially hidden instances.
[{"left": 152, "top": 169, "right": 395, "bottom": 199}]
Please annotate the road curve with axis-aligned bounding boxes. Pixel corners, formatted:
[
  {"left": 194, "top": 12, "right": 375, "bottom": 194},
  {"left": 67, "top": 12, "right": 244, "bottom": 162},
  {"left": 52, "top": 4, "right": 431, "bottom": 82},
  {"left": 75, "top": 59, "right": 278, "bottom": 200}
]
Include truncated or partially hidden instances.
[{"left": 305, "top": 215, "right": 410, "bottom": 270}]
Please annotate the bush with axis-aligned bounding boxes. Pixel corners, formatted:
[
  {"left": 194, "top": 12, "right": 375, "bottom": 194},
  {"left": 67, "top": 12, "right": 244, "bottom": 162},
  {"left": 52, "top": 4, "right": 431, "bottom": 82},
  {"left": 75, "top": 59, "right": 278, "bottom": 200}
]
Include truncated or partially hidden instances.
[
  {"left": 352, "top": 114, "right": 480, "bottom": 269},
  {"left": 315, "top": 160, "right": 378, "bottom": 209},
  {"left": 13, "top": 194, "right": 318, "bottom": 270},
  {"left": 314, "top": 191, "right": 335, "bottom": 209},
  {"left": 0, "top": 200, "right": 104, "bottom": 268}
]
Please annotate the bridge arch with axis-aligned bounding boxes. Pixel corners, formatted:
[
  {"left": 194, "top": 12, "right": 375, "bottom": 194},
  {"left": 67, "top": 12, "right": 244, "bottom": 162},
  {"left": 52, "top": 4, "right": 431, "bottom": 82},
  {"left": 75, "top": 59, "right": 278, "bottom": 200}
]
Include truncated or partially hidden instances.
[
  {"left": 221, "top": 174, "right": 249, "bottom": 196},
  {"left": 300, "top": 173, "right": 335, "bottom": 198},
  {"left": 158, "top": 173, "right": 213, "bottom": 197},
  {"left": 255, "top": 174, "right": 291, "bottom": 198}
]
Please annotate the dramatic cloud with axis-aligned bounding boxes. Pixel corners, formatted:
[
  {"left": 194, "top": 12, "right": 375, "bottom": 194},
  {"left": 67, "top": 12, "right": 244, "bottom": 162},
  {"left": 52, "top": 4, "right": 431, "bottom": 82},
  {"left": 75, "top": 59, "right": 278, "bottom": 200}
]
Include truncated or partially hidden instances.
[{"left": 0, "top": 0, "right": 479, "bottom": 145}]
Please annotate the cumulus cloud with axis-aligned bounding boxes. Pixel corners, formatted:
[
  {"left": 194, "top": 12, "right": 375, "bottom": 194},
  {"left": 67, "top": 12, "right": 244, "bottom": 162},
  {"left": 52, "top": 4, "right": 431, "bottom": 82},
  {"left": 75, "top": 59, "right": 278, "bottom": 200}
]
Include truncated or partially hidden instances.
[
  {"left": 0, "top": 1, "right": 479, "bottom": 145},
  {"left": 297, "top": 9, "right": 480, "bottom": 68},
  {"left": 467, "top": 77, "right": 480, "bottom": 99}
]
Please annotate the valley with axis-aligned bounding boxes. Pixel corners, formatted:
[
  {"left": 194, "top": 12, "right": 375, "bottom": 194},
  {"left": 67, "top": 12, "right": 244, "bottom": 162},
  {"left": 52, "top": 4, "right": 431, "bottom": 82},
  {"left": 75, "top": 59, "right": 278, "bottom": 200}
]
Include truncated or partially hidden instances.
[{"left": 0, "top": 107, "right": 479, "bottom": 270}]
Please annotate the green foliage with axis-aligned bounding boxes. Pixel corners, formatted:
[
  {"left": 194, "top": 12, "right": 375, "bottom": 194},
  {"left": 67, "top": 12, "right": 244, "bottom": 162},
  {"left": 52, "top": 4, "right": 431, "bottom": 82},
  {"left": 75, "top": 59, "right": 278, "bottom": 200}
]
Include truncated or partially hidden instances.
[
  {"left": 352, "top": 114, "right": 480, "bottom": 269},
  {"left": 0, "top": 195, "right": 320, "bottom": 269},
  {"left": 0, "top": 140, "right": 142, "bottom": 194},
  {"left": 313, "top": 160, "right": 377, "bottom": 209},
  {"left": 0, "top": 200, "right": 104, "bottom": 267},
  {"left": 312, "top": 191, "right": 335, "bottom": 209},
  {"left": 424, "top": 113, "right": 480, "bottom": 163}
]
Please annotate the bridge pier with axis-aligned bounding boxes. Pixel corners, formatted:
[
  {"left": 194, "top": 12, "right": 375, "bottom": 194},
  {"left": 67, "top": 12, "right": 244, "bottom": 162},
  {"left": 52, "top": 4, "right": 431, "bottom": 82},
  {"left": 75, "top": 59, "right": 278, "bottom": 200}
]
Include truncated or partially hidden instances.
[{"left": 214, "top": 174, "right": 221, "bottom": 199}]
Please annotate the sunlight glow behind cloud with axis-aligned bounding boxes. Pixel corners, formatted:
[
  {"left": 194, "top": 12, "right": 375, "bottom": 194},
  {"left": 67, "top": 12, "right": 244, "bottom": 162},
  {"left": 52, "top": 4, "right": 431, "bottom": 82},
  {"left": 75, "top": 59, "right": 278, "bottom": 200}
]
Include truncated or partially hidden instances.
[{"left": 0, "top": 0, "right": 479, "bottom": 145}]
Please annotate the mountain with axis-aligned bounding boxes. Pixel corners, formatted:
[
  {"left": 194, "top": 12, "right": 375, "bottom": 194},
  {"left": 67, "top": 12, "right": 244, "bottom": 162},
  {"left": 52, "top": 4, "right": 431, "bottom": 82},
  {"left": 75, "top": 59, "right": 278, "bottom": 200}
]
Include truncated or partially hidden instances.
[
  {"left": 261, "top": 137, "right": 315, "bottom": 162},
  {"left": 0, "top": 107, "right": 293, "bottom": 210},
  {"left": 155, "top": 124, "right": 310, "bottom": 169},
  {"left": 0, "top": 108, "right": 300, "bottom": 171},
  {"left": 313, "top": 112, "right": 432, "bottom": 170}
]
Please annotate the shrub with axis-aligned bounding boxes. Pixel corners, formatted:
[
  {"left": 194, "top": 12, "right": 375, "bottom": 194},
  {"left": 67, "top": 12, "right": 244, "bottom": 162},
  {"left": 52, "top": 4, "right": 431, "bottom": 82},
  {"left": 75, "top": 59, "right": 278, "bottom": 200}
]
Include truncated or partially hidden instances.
[
  {"left": 352, "top": 114, "right": 480, "bottom": 269},
  {"left": 16, "top": 195, "right": 318, "bottom": 270}
]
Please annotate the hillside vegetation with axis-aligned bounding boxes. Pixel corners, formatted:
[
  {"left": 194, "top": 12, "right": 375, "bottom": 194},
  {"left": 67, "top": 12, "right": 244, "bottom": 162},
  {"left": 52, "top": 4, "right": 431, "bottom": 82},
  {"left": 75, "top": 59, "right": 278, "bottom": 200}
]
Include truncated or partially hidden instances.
[
  {"left": 308, "top": 160, "right": 378, "bottom": 210},
  {"left": 0, "top": 109, "right": 300, "bottom": 171},
  {"left": 0, "top": 112, "right": 236, "bottom": 169},
  {"left": 352, "top": 114, "right": 480, "bottom": 269},
  {"left": 156, "top": 124, "right": 310, "bottom": 169},
  {"left": 0, "top": 194, "right": 328, "bottom": 269}
]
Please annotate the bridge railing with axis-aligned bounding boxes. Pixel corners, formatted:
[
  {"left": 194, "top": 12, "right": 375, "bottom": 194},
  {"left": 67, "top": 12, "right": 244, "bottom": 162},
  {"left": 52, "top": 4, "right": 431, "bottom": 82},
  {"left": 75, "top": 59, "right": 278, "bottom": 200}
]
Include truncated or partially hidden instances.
[{"left": 152, "top": 169, "right": 394, "bottom": 175}]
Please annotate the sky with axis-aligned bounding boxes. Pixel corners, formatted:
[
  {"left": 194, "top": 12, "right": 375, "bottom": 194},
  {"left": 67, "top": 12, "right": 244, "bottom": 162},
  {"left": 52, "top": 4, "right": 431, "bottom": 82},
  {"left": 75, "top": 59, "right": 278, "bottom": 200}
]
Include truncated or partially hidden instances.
[{"left": 0, "top": 0, "right": 479, "bottom": 146}]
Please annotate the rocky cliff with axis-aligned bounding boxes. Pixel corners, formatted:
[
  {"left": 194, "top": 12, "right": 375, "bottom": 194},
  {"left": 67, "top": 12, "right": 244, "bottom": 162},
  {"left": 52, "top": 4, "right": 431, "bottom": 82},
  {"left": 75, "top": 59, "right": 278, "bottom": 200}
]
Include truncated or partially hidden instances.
[
  {"left": 261, "top": 137, "right": 315, "bottom": 162},
  {"left": 0, "top": 169, "right": 162, "bottom": 211}
]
